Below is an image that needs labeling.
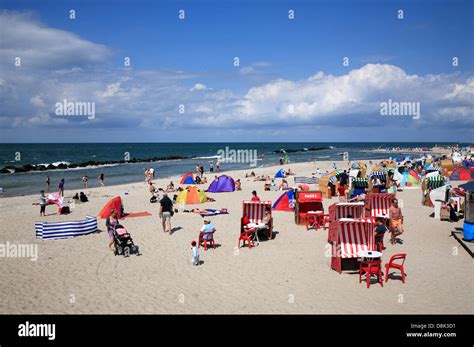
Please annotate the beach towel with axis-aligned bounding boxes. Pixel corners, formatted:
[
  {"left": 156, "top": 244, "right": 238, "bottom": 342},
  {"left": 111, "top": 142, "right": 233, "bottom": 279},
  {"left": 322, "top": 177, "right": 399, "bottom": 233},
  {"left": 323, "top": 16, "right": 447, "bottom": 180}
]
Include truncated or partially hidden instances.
[
  {"left": 199, "top": 209, "right": 229, "bottom": 217},
  {"left": 123, "top": 211, "right": 152, "bottom": 218}
]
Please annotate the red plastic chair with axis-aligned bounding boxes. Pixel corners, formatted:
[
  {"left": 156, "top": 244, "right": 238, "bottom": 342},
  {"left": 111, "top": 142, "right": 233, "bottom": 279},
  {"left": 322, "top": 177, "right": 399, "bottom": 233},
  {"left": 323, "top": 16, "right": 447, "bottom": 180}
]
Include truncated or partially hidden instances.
[
  {"left": 238, "top": 228, "right": 256, "bottom": 249},
  {"left": 385, "top": 253, "right": 406, "bottom": 283},
  {"left": 198, "top": 232, "right": 216, "bottom": 251},
  {"left": 359, "top": 260, "right": 384, "bottom": 288},
  {"left": 320, "top": 214, "right": 330, "bottom": 230},
  {"left": 305, "top": 214, "right": 317, "bottom": 231}
]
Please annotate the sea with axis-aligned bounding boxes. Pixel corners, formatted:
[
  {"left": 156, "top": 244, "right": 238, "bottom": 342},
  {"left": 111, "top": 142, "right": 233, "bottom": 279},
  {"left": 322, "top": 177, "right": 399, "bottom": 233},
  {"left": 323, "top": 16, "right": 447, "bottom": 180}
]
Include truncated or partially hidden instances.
[{"left": 0, "top": 142, "right": 469, "bottom": 197}]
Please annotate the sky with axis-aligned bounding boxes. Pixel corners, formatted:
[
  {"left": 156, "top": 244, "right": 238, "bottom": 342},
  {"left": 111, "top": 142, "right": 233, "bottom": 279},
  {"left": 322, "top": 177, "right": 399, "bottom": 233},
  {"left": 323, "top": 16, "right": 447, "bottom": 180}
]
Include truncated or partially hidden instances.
[{"left": 0, "top": 0, "right": 473, "bottom": 143}]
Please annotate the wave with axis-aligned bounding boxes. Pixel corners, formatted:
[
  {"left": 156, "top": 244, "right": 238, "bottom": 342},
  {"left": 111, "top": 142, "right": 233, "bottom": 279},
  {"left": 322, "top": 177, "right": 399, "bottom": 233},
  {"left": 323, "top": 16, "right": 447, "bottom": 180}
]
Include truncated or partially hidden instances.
[
  {"left": 1, "top": 155, "right": 191, "bottom": 174},
  {"left": 195, "top": 155, "right": 221, "bottom": 159}
]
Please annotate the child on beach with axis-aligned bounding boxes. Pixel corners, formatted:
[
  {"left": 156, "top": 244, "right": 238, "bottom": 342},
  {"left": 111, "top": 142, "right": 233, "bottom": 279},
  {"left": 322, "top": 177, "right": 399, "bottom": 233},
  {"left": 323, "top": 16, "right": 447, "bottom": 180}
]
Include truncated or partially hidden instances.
[
  {"left": 39, "top": 190, "right": 47, "bottom": 216},
  {"left": 58, "top": 179, "right": 65, "bottom": 197},
  {"left": 191, "top": 241, "right": 200, "bottom": 266}
]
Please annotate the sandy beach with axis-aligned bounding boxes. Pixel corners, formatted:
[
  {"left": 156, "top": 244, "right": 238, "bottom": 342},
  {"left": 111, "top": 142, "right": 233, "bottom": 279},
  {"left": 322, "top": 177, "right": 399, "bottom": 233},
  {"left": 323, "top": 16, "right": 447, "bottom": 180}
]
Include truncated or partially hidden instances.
[{"left": 0, "top": 159, "right": 472, "bottom": 314}]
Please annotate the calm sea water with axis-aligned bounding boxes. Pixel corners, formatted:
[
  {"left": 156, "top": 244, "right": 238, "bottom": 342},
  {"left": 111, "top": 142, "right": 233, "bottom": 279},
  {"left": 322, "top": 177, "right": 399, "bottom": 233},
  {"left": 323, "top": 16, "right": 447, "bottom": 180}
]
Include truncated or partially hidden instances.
[{"left": 0, "top": 142, "right": 468, "bottom": 196}]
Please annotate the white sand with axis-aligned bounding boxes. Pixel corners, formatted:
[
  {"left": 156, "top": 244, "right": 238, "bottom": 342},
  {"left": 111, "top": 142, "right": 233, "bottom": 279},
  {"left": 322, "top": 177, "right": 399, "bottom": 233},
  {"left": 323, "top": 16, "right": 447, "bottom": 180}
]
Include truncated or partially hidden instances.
[{"left": 0, "top": 160, "right": 472, "bottom": 314}]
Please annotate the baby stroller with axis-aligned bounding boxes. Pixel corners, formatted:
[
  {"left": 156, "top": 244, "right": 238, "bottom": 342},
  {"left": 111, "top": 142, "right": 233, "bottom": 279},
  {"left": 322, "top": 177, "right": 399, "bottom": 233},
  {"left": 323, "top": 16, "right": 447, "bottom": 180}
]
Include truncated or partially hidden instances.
[{"left": 112, "top": 224, "right": 140, "bottom": 257}]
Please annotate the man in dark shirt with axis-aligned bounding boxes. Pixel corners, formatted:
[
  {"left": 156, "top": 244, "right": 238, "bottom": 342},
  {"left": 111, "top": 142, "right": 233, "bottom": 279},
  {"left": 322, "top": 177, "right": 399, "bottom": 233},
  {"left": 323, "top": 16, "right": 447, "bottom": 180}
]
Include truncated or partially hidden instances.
[
  {"left": 159, "top": 193, "right": 174, "bottom": 234},
  {"left": 339, "top": 170, "right": 349, "bottom": 187},
  {"left": 374, "top": 217, "right": 388, "bottom": 251}
]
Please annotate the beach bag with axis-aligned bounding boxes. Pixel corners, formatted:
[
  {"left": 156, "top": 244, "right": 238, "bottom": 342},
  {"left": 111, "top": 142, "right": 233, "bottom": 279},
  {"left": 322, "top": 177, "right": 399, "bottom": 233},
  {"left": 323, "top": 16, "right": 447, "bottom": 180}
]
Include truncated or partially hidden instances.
[
  {"left": 60, "top": 206, "right": 70, "bottom": 214},
  {"left": 150, "top": 196, "right": 157, "bottom": 203}
]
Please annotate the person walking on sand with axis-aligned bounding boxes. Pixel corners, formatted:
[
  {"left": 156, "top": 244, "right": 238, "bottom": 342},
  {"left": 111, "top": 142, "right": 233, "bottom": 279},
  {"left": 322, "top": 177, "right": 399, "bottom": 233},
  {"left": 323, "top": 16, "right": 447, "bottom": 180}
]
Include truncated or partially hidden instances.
[
  {"left": 99, "top": 173, "right": 105, "bottom": 187},
  {"left": 159, "top": 193, "right": 173, "bottom": 234},
  {"left": 191, "top": 240, "right": 200, "bottom": 266},
  {"left": 389, "top": 198, "right": 404, "bottom": 245},
  {"left": 46, "top": 175, "right": 50, "bottom": 192},
  {"left": 106, "top": 210, "right": 119, "bottom": 252},
  {"left": 216, "top": 159, "right": 220, "bottom": 172},
  {"left": 39, "top": 190, "right": 47, "bottom": 217},
  {"left": 58, "top": 179, "right": 65, "bottom": 197}
]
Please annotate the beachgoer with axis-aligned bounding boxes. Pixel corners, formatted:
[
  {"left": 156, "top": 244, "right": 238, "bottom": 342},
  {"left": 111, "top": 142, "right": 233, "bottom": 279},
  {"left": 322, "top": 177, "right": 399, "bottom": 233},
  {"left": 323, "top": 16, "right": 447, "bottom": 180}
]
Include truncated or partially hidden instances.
[
  {"left": 39, "top": 190, "right": 47, "bottom": 216},
  {"left": 251, "top": 190, "right": 260, "bottom": 201},
  {"left": 339, "top": 170, "right": 349, "bottom": 187},
  {"left": 200, "top": 219, "right": 216, "bottom": 240},
  {"left": 58, "top": 179, "right": 65, "bottom": 197},
  {"left": 82, "top": 175, "right": 88, "bottom": 188},
  {"left": 79, "top": 192, "right": 88, "bottom": 202},
  {"left": 279, "top": 179, "right": 288, "bottom": 190},
  {"left": 235, "top": 179, "right": 241, "bottom": 190},
  {"left": 216, "top": 159, "right": 220, "bottom": 172},
  {"left": 46, "top": 176, "right": 50, "bottom": 192},
  {"left": 149, "top": 167, "right": 155, "bottom": 178},
  {"left": 448, "top": 200, "right": 460, "bottom": 222},
  {"left": 159, "top": 193, "right": 173, "bottom": 234},
  {"left": 166, "top": 181, "right": 175, "bottom": 192},
  {"left": 374, "top": 217, "right": 388, "bottom": 251},
  {"left": 99, "top": 173, "right": 105, "bottom": 187},
  {"left": 254, "top": 206, "right": 272, "bottom": 243},
  {"left": 149, "top": 182, "right": 156, "bottom": 195},
  {"left": 210, "top": 162, "right": 214, "bottom": 173},
  {"left": 191, "top": 240, "right": 200, "bottom": 266},
  {"left": 200, "top": 165, "right": 204, "bottom": 177},
  {"left": 106, "top": 210, "right": 119, "bottom": 252},
  {"left": 389, "top": 198, "right": 404, "bottom": 244}
]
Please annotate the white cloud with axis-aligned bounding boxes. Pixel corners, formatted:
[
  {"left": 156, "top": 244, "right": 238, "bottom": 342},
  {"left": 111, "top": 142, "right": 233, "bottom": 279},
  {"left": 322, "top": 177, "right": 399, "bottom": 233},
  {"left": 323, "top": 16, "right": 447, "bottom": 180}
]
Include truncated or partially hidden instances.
[
  {"left": 0, "top": 11, "right": 112, "bottom": 70},
  {"left": 30, "top": 95, "right": 45, "bottom": 108},
  {"left": 0, "top": 11, "right": 472, "bottom": 141},
  {"left": 190, "top": 83, "right": 212, "bottom": 91}
]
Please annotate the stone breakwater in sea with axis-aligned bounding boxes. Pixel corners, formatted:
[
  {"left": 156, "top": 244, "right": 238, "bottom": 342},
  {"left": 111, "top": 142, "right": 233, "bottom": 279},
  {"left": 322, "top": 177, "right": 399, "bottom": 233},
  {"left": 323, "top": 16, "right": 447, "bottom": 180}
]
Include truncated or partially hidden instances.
[{"left": 0, "top": 156, "right": 192, "bottom": 174}]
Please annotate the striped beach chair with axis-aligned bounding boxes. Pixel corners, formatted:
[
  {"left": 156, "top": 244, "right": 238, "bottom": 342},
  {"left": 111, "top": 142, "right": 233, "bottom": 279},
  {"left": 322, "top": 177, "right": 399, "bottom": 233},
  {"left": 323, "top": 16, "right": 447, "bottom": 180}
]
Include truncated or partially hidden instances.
[
  {"left": 364, "top": 193, "right": 396, "bottom": 219},
  {"left": 426, "top": 176, "right": 445, "bottom": 189},
  {"left": 35, "top": 216, "right": 98, "bottom": 240},
  {"left": 241, "top": 200, "right": 273, "bottom": 240},
  {"left": 330, "top": 218, "right": 376, "bottom": 273},
  {"left": 328, "top": 202, "right": 365, "bottom": 226}
]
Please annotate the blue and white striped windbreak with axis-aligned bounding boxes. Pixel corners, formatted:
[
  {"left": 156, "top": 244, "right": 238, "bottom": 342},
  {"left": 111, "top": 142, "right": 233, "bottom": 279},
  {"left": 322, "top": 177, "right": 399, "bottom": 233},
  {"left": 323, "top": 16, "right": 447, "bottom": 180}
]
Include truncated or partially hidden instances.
[{"left": 35, "top": 216, "right": 98, "bottom": 240}]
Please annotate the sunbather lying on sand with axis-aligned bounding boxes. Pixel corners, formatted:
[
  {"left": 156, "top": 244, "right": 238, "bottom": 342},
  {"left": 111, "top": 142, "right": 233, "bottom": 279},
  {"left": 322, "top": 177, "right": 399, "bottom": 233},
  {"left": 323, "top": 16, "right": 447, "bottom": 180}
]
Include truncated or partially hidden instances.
[
  {"left": 182, "top": 208, "right": 227, "bottom": 215},
  {"left": 254, "top": 175, "right": 270, "bottom": 181}
]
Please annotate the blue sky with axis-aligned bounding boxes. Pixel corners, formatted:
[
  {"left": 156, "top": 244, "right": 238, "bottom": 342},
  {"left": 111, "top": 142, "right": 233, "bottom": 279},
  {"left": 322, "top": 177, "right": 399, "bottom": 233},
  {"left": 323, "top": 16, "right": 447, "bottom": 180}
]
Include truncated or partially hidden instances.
[{"left": 0, "top": 0, "right": 473, "bottom": 142}]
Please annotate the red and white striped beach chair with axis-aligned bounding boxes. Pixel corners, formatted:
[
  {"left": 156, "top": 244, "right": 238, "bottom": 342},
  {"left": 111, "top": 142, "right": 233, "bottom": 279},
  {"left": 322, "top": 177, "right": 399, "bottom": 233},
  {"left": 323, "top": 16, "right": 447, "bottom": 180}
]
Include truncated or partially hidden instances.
[
  {"left": 330, "top": 219, "right": 376, "bottom": 273},
  {"left": 328, "top": 202, "right": 365, "bottom": 223},
  {"left": 241, "top": 200, "right": 273, "bottom": 240},
  {"left": 364, "top": 193, "right": 396, "bottom": 219}
]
